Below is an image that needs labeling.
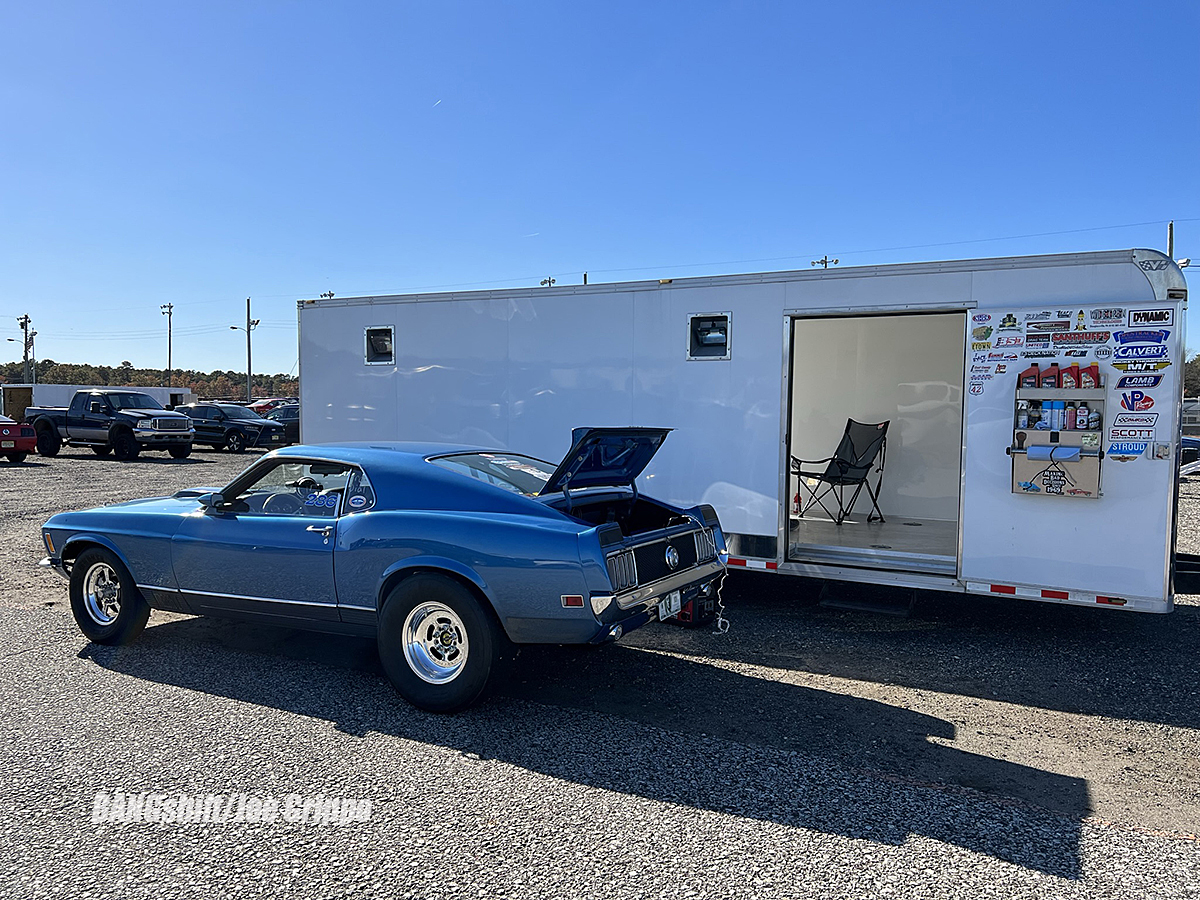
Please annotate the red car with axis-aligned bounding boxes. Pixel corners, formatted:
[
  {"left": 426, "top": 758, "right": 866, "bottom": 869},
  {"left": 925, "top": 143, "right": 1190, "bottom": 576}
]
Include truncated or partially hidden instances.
[
  {"left": 247, "top": 397, "right": 297, "bottom": 416},
  {"left": 0, "top": 414, "right": 37, "bottom": 463}
]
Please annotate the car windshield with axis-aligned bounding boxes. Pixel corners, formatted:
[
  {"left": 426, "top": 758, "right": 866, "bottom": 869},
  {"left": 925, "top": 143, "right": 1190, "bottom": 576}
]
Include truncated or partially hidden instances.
[
  {"left": 106, "top": 393, "right": 164, "bottom": 410},
  {"left": 220, "top": 406, "right": 264, "bottom": 420},
  {"left": 430, "top": 452, "right": 556, "bottom": 496}
]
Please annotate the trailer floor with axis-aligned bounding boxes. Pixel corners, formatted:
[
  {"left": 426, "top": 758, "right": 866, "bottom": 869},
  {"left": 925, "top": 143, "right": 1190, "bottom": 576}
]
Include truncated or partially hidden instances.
[{"left": 788, "top": 515, "right": 957, "bottom": 575}]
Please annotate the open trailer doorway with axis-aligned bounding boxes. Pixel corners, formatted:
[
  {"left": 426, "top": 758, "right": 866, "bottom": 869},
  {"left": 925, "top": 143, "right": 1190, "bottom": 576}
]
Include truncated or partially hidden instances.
[{"left": 786, "top": 311, "right": 966, "bottom": 576}]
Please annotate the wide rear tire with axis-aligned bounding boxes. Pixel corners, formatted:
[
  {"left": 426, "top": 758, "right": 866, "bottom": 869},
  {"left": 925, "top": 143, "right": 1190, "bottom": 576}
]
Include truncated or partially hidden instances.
[
  {"left": 69, "top": 547, "right": 151, "bottom": 645},
  {"left": 377, "top": 574, "right": 504, "bottom": 713}
]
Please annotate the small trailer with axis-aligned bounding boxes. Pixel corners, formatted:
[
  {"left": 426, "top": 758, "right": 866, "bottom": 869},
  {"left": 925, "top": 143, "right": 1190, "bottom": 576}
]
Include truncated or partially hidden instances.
[{"left": 297, "top": 249, "right": 1190, "bottom": 613}]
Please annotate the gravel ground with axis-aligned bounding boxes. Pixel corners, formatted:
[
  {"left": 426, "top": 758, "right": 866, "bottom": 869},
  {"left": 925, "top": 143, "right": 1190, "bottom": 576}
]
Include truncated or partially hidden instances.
[{"left": 3, "top": 447, "right": 1200, "bottom": 899}]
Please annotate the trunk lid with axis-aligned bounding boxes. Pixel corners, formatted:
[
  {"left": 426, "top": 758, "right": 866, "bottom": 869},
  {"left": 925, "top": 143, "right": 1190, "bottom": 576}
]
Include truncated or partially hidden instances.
[{"left": 538, "top": 427, "right": 671, "bottom": 495}]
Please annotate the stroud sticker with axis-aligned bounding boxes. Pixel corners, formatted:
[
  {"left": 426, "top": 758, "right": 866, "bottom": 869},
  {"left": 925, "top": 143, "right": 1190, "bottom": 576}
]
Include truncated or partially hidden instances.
[
  {"left": 1112, "top": 329, "right": 1170, "bottom": 345},
  {"left": 1128, "top": 308, "right": 1174, "bottom": 327},
  {"left": 1108, "top": 442, "right": 1147, "bottom": 460},
  {"left": 1118, "top": 392, "right": 1154, "bottom": 412},
  {"left": 1113, "top": 412, "right": 1158, "bottom": 427},
  {"left": 1112, "top": 344, "right": 1168, "bottom": 361},
  {"left": 1116, "top": 374, "right": 1163, "bottom": 389},
  {"left": 1112, "top": 360, "right": 1170, "bottom": 372}
]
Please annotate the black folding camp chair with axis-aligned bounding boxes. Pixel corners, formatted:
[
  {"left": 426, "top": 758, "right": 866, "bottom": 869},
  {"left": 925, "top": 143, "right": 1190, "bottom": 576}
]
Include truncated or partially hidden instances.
[{"left": 790, "top": 419, "right": 889, "bottom": 525}]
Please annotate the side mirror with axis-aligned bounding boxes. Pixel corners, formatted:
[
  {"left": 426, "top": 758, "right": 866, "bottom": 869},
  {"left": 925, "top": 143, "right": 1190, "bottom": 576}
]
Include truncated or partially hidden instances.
[{"left": 199, "top": 492, "right": 225, "bottom": 510}]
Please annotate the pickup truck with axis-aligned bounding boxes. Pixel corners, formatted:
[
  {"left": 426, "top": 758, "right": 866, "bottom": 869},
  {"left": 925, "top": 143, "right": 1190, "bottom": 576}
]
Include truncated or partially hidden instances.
[{"left": 27, "top": 389, "right": 195, "bottom": 461}]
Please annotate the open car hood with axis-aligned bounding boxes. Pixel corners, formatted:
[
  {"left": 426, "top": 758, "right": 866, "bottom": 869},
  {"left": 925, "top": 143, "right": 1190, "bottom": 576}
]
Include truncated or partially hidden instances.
[{"left": 538, "top": 427, "right": 672, "bottom": 495}]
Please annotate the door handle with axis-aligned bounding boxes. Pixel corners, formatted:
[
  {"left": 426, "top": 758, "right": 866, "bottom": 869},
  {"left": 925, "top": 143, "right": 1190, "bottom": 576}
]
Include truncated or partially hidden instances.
[{"left": 306, "top": 524, "right": 334, "bottom": 544}]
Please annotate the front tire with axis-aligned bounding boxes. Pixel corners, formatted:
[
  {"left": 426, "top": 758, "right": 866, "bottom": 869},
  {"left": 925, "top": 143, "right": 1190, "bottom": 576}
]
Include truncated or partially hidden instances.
[
  {"left": 377, "top": 574, "right": 503, "bottom": 713},
  {"left": 224, "top": 431, "right": 246, "bottom": 453},
  {"left": 112, "top": 432, "right": 140, "bottom": 461},
  {"left": 168, "top": 444, "right": 192, "bottom": 459},
  {"left": 68, "top": 547, "right": 151, "bottom": 645},
  {"left": 91, "top": 445, "right": 112, "bottom": 457},
  {"left": 36, "top": 428, "right": 60, "bottom": 457}
]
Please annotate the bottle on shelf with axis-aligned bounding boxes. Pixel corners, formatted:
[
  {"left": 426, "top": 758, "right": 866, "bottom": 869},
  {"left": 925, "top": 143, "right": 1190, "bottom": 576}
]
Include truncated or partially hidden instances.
[
  {"left": 1040, "top": 363, "right": 1060, "bottom": 389},
  {"left": 1061, "top": 363, "right": 1079, "bottom": 389},
  {"left": 1080, "top": 362, "right": 1100, "bottom": 389}
]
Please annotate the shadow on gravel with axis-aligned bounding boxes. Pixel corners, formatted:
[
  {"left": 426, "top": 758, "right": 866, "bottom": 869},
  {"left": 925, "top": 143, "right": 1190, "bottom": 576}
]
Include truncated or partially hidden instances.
[
  {"left": 81, "top": 615, "right": 1088, "bottom": 879},
  {"left": 693, "top": 571, "right": 1200, "bottom": 731}
]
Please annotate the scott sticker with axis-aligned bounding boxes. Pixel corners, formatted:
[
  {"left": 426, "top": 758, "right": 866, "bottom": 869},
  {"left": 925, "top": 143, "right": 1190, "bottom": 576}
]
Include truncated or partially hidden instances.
[
  {"left": 1119, "top": 392, "right": 1154, "bottom": 412},
  {"left": 1110, "top": 427, "right": 1155, "bottom": 441},
  {"left": 1128, "top": 309, "right": 1174, "bottom": 327}
]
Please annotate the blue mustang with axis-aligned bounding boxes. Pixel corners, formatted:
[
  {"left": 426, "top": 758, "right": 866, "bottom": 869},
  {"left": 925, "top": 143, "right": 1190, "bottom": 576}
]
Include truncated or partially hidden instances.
[{"left": 41, "top": 427, "right": 727, "bottom": 712}]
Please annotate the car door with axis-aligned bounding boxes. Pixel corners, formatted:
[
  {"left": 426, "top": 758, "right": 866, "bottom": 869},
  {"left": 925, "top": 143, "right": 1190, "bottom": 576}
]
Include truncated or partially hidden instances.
[
  {"left": 184, "top": 405, "right": 213, "bottom": 444},
  {"left": 170, "top": 457, "right": 349, "bottom": 623}
]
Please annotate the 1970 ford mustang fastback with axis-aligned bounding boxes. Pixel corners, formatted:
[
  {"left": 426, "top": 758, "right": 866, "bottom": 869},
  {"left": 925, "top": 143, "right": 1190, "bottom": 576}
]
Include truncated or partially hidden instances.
[{"left": 41, "top": 427, "right": 727, "bottom": 711}]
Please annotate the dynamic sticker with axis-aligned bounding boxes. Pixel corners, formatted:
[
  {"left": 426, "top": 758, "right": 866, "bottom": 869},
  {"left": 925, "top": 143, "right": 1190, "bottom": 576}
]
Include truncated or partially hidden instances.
[
  {"left": 1112, "top": 329, "right": 1170, "bottom": 345},
  {"left": 1128, "top": 308, "right": 1174, "bottom": 327}
]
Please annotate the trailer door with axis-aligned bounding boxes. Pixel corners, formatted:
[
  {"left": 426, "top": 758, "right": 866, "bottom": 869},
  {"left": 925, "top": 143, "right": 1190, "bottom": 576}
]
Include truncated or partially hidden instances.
[{"left": 958, "top": 301, "right": 1180, "bottom": 611}]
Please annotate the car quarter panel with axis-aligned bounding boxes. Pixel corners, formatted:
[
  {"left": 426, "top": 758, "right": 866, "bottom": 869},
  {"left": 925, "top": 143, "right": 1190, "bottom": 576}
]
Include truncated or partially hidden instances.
[{"left": 333, "top": 509, "right": 599, "bottom": 642}]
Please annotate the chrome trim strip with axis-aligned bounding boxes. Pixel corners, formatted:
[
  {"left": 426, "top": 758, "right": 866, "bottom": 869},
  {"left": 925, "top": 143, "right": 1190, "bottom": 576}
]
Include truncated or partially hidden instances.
[
  {"left": 614, "top": 560, "right": 726, "bottom": 610},
  {"left": 176, "top": 587, "right": 336, "bottom": 608},
  {"left": 337, "top": 603, "right": 376, "bottom": 612}
]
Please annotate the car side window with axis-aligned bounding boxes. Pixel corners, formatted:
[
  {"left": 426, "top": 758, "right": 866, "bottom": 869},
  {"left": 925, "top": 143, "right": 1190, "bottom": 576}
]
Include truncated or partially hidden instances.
[
  {"left": 343, "top": 468, "right": 376, "bottom": 514},
  {"left": 231, "top": 460, "right": 352, "bottom": 518}
]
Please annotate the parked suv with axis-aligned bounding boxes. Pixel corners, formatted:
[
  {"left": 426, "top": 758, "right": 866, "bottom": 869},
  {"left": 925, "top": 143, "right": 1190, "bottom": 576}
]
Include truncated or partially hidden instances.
[
  {"left": 179, "top": 403, "right": 286, "bottom": 453},
  {"left": 264, "top": 404, "right": 299, "bottom": 444}
]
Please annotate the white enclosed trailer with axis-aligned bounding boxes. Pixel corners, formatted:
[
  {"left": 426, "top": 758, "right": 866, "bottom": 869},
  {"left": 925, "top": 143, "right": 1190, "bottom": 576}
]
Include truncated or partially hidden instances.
[{"left": 298, "top": 249, "right": 1189, "bottom": 612}]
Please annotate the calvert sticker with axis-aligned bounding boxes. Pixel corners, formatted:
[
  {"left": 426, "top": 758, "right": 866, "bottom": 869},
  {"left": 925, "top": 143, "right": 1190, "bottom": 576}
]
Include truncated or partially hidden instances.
[
  {"left": 1051, "top": 330, "right": 1111, "bottom": 345},
  {"left": 1128, "top": 308, "right": 1174, "bottom": 327},
  {"left": 1116, "top": 374, "right": 1163, "bottom": 389},
  {"left": 1112, "top": 329, "right": 1170, "bottom": 345},
  {"left": 1112, "top": 359, "right": 1170, "bottom": 372},
  {"left": 1107, "top": 441, "right": 1147, "bottom": 460},
  {"left": 1112, "top": 344, "right": 1168, "bottom": 360},
  {"left": 1113, "top": 412, "right": 1158, "bottom": 427},
  {"left": 1119, "top": 391, "right": 1154, "bottom": 412}
]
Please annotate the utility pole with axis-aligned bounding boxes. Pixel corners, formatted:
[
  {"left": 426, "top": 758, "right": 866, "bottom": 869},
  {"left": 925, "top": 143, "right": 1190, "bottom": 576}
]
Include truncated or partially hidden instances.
[
  {"left": 230, "top": 298, "right": 260, "bottom": 403},
  {"left": 16, "top": 315, "right": 30, "bottom": 384},
  {"left": 1168, "top": 220, "right": 1174, "bottom": 259},
  {"left": 160, "top": 303, "right": 174, "bottom": 387}
]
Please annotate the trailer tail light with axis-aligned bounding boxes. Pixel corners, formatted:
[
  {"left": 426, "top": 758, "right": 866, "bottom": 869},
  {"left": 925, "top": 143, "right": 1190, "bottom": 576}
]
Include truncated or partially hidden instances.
[
  {"left": 1096, "top": 595, "right": 1128, "bottom": 606},
  {"left": 605, "top": 549, "right": 637, "bottom": 592},
  {"left": 1041, "top": 589, "right": 1069, "bottom": 600}
]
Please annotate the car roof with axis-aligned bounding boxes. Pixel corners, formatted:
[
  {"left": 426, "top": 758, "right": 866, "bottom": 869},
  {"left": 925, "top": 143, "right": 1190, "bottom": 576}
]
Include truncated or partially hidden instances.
[{"left": 270, "top": 441, "right": 493, "bottom": 466}]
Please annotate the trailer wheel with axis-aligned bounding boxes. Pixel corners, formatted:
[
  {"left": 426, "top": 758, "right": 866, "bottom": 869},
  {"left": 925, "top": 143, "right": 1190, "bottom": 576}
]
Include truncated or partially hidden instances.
[
  {"left": 377, "top": 574, "right": 503, "bottom": 713},
  {"left": 69, "top": 547, "right": 151, "bottom": 645},
  {"left": 36, "top": 427, "right": 60, "bottom": 457},
  {"left": 112, "top": 432, "right": 140, "bottom": 461}
]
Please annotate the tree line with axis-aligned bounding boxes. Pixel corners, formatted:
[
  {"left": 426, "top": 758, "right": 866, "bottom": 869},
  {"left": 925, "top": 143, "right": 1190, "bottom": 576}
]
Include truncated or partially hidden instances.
[{"left": 0, "top": 359, "right": 297, "bottom": 400}]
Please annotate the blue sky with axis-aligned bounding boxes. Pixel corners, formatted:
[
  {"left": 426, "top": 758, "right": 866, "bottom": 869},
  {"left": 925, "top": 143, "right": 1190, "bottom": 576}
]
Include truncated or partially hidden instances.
[{"left": 2, "top": 1, "right": 1197, "bottom": 376}]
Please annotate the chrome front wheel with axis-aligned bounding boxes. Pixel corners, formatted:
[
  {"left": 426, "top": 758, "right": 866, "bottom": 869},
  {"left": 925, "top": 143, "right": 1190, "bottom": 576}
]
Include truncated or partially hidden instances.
[
  {"left": 402, "top": 602, "right": 470, "bottom": 684},
  {"left": 83, "top": 560, "right": 122, "bottom": 626}
]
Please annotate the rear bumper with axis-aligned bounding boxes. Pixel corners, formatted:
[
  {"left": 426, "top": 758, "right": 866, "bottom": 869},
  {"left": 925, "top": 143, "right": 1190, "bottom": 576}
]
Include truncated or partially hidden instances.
[{"left": 251, "top": 430, "right": 286, "bottom": 448}]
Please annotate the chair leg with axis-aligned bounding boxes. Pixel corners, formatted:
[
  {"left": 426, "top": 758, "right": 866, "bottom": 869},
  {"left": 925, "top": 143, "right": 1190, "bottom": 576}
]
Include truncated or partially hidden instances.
[
  {"left": 797, "top": 481, "right": 841, "bottom": 524},
  {"left": 865, "top": 478, "right": 886, "bottom": 523}
]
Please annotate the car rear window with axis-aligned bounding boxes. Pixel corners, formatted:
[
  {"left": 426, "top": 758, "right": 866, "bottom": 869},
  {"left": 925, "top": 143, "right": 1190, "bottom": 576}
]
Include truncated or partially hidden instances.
[{"left": 430, "top": 453, "right": 556, "bottom": 496}]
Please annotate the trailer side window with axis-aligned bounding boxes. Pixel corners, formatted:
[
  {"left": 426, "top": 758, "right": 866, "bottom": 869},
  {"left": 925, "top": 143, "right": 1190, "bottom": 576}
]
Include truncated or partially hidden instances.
[
  {"left": 687, "top": 313, "right": 731, "bottom": 360},
  {"left": 365, "top": 326, "right": 395, "bottom": 365}
]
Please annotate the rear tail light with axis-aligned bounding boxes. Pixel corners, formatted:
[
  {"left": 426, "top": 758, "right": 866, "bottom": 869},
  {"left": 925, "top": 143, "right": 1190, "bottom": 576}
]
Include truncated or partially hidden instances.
[{"left": 605, "top": 549, "right": 637, "bottom": 592}]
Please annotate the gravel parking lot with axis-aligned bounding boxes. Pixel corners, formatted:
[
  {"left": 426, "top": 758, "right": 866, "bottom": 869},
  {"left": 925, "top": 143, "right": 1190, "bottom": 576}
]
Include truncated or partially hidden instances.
[{"left": 3, "top": 447, "right": 1200, "bottom": 899}]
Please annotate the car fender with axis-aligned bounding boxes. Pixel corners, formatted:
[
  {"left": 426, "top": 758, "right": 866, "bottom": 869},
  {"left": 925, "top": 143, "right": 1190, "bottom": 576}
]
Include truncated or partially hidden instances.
[
  {"left": 60, "top": 532, "right": 135, "bottom": 574},
  {"left": 374, "top": 555, "right": 494, "bottom": 612}
]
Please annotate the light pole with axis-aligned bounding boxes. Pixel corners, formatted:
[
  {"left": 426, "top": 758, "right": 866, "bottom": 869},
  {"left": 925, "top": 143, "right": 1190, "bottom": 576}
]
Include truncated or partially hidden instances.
[
  {"left": 230, "top": 298, "right": 259, "bottom": 403},
  {"left": 160, "top": 303, "right": 174, "bottom": 387}
]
